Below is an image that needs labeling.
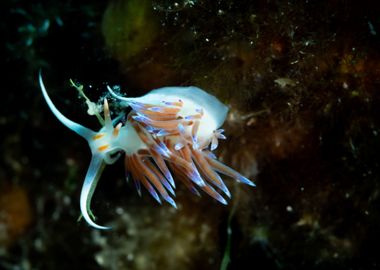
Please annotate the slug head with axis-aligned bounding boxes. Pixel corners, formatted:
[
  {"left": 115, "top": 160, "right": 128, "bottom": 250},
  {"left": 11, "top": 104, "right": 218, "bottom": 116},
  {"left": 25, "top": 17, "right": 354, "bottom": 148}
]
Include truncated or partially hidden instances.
[
  {"left": 39, "top": 72, "right": 123, "bottom": 229},
  {"left": 88, "top": 99, "right": 125, "bottom": 165}
]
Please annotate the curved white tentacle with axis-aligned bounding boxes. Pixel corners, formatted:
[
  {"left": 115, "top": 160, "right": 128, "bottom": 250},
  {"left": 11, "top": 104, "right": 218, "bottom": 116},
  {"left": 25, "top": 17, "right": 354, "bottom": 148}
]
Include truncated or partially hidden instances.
[
  {"left": 39, "top": 71, "right": 96, "bottom": 140},
  {"left": 107, "top": 85, "right": 138, "bottom": 103},
  {"left": 40, "top": 73, "right": 255, "bottom": 229},
  {"left": 80, "top": 154, "right": 110, "bottom": 230}
]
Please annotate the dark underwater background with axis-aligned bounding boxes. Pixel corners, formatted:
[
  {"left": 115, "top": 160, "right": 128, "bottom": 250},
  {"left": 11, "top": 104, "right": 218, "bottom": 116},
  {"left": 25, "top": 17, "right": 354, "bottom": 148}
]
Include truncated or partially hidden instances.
[{"left": 1, "top": 0, "right": 380, "bottom": 269}]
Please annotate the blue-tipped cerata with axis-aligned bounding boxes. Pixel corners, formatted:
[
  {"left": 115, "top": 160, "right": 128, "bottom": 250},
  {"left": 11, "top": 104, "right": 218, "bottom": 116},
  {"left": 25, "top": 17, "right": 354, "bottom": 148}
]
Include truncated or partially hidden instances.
[{"left": 39, "top": 72, "right": 255, "bottom": 229}]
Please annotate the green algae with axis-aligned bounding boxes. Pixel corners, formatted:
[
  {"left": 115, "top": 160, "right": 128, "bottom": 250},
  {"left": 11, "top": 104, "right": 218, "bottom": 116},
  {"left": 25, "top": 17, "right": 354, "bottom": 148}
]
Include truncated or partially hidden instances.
[{"left": 102, "top": 0, "right": 159, "bottom": 62}]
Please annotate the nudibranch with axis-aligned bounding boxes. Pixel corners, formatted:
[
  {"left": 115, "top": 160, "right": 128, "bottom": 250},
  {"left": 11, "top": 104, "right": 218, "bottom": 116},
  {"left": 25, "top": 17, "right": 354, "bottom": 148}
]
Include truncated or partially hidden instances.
[{"left": 39, "top": 72, "right": 255, "bottom": 229}]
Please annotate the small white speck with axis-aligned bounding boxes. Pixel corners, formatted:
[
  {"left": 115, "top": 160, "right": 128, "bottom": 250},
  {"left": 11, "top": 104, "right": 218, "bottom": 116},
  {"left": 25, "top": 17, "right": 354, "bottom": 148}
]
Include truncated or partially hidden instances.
[
  {"left": 34, "top": 238, "right": 44, "bottom": 251},
  {"left": 63, "top": 195, "right": 71, "bottom": 205},
  {"left": 286, "top": 205, "right": 293, "bottom": 212},
  {"left": 95, "top": 254, "right": 105, "bottom": 266},
  {"left": 116, "top": 207, "right": 124, "bottom": 215}
]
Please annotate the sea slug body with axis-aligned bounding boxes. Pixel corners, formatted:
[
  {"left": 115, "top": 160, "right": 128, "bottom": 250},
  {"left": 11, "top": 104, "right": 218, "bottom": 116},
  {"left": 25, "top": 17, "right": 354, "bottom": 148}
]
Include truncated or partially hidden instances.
[{"left": 39, "top": 72, "right": 255, "bottom": 229}]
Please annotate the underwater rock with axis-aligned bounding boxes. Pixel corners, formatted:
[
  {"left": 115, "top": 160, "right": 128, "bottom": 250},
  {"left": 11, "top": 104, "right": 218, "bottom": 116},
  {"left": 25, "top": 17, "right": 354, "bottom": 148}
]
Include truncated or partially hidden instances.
[{"left": 92, "top": 202, "right": 222, "bottom": 270}]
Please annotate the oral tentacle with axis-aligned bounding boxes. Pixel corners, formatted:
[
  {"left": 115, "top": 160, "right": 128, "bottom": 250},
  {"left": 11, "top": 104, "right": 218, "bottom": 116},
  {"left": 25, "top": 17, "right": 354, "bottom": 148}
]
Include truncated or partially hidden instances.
[
  {"left": 80, "top": 154, "right": 110, "bottom": 230},
  {"left": 41, "top": 75, "right": 256, "bottom": 230},
  {"left": 39, "top": 71, "right": 96, "bottom": 140}
]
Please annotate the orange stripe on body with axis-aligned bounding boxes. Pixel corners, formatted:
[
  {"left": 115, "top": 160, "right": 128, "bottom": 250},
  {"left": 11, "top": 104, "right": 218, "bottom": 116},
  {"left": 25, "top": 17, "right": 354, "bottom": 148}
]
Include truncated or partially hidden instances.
[
  {"left": 98, "top": 144, "right": 109, "bottom": 151},
  {"left": 93, "top": 133, "right": 105, "bottom": 140}
]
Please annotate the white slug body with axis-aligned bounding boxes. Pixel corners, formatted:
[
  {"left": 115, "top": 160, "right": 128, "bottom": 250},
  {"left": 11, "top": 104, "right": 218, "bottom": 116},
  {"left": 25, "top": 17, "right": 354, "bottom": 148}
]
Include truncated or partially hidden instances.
[
  {"left": 101, "top": 86, "right": 228, "bottom": 155},
  {"left": 39, "top": 72, "right": 255, "bottom": 230}
]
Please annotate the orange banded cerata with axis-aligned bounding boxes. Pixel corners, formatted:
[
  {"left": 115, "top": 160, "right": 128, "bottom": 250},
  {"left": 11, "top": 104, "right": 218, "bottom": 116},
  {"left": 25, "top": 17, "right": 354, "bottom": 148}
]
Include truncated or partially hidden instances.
[{"left": 39, "top": 72, "right": 255, "bottom": 229}]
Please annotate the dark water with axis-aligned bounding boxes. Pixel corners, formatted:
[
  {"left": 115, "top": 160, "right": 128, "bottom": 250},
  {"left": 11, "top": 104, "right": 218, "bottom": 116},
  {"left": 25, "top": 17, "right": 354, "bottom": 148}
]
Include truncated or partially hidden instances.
[{"left": 1, "top": 0, "right": 380, "bottom": 269}]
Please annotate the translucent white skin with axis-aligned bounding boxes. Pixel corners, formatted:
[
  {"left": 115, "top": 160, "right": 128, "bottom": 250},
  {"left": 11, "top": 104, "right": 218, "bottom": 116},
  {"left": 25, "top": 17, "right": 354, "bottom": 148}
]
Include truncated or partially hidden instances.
[
  {"left": 105, "top": 86, "right": 229, "bottom": 155},
  {"left": 39, "top": 72, "right": 232, "bottom": 229},
  {"left": 138, "top": 86, "right": 228, "bottom": 127}
]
